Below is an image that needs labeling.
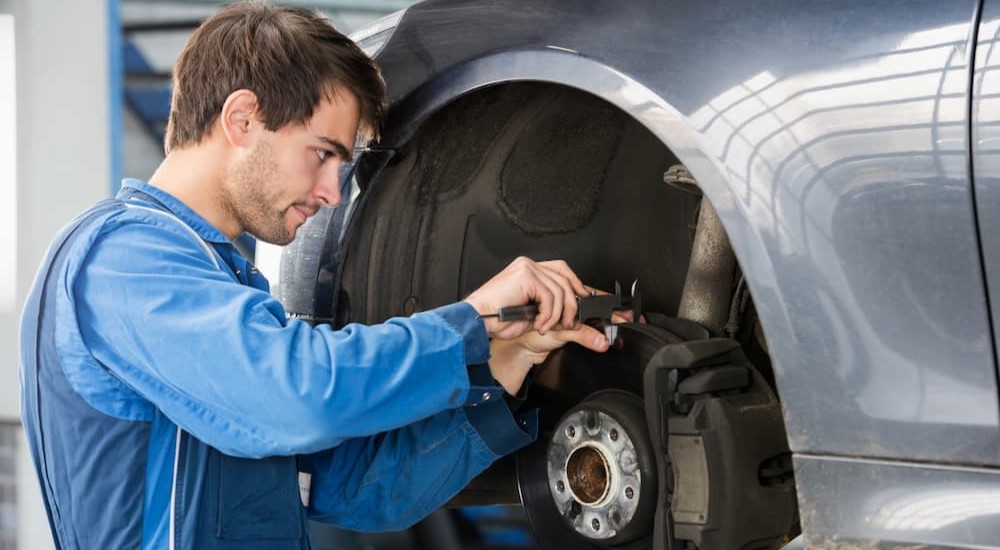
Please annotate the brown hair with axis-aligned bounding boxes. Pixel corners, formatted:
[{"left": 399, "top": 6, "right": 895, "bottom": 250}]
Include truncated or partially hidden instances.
[{"left": 164, "top": 1, "right": 386, "bottom": 153}]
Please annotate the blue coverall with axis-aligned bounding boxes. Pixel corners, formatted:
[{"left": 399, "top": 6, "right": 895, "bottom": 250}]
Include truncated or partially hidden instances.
[{"left": 19, "top": 179, "right": 537, "bottom": 549}]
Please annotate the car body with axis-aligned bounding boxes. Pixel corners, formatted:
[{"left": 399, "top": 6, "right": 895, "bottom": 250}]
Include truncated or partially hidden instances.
[{"left": 281, "top": 1, "right": 1000, "bottom": 548}]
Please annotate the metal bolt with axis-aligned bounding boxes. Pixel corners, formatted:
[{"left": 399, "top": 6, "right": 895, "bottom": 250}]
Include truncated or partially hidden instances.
[
  {"left": 625, "top": 486, "right": 634, "bottom": 499},
  {"left": 609, "top": 428, "right": 619, "bottom": 441},
  {"left": 592, "top": 518, "right": 601, "bottom": 531},
  {"left": 566, "top": 425, "right": 576, "bottom": 438},
  {"left": 556, "top": 480, "right": 565, "bottom": 493}
]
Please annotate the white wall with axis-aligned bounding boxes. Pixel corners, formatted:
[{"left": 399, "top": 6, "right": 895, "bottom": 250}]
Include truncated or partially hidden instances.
[
  {"left": 0, "top": 0, "right": 111, "bottom": 548},
  {"left": 12, "top": 0, "right": 112, "bottom": 314},
  {"left": 1, "top": 0, "right": 112, "bottom": 419},
  {"left": 0, "top": 13, "right": 17, "bottom": 424}
]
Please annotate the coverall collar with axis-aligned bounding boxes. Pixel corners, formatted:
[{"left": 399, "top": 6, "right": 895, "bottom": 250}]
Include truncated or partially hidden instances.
[{"left": 118, "top": 179, "right": 231, "bottom": 244}]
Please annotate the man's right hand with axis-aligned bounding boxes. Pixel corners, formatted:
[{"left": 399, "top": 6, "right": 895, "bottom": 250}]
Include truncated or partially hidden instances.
[{"left": 464, "top": 256, "right": 590, "bottom": 340}]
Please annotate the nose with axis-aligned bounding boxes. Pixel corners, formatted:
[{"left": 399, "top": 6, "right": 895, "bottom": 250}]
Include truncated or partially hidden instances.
[{"left": 312, "top": 160, "right": 344, "bottom": 207}]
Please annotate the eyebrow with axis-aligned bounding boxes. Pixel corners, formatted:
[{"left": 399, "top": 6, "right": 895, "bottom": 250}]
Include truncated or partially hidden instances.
[{"left": 317, "top": 137, "right": 352, "bottom": 161}]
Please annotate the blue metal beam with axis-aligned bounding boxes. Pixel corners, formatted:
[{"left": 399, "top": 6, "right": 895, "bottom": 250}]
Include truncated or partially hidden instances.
[{"left": 109, "top": 0, "right": 123, "bottom": 195}]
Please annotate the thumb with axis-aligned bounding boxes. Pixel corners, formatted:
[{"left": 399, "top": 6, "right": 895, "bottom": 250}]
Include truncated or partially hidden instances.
[{"left": 556, "top": 323, "right": 611, "bottom": 353}]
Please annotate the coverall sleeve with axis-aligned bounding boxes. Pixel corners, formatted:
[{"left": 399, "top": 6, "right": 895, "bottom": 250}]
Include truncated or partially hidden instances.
[
  {"left": 70, "top": 212, "right": 503, "bottom": 458},
  {"left": 302, "top": 399, "right": 538, "bottom": 531}
]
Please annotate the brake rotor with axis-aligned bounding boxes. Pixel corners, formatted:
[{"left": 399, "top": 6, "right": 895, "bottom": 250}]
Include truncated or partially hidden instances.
[
  {"left": 517, "top": 322, "right": 680, "bottom": 549},
  {"left": 547, "top": 391, "right": 653, "bottom": 544}
]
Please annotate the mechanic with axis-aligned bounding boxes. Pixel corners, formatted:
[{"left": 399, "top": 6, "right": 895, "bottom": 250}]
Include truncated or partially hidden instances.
[{"left": 18, "top": 2, "right": 612, "bottom": 548}]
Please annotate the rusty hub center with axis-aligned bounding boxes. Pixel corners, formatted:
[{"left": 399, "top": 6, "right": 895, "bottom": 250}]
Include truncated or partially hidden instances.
[{"left": 567, "top": 445, "right": 610, "bottom": 504}]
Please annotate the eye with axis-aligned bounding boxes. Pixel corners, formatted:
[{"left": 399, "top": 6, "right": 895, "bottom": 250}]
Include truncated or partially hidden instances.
[{"left": 316, "top": 149, "right": 333, "bottom": 163}]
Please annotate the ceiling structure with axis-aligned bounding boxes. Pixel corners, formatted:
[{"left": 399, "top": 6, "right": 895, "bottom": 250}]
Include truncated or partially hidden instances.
[{"left": 117, "top": 0, "right": 417, "bottom": 185}]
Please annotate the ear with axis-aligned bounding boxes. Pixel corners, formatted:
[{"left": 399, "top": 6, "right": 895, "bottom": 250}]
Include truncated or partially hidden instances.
[{"left": 219, "top": 89, "right": 261, "bottom": 148}]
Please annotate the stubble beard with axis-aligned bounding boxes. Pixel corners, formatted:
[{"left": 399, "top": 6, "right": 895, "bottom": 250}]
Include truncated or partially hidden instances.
[{"left": 221, "top": 139, "right": 297, "bottom": 246}]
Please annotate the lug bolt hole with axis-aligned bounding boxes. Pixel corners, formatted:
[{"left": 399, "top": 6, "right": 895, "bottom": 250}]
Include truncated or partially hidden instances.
[
  {"left": 556, "top": 480, "right": 565, "bottom": 493},
  {"left": 592, "top": 518, "right": 601, "bottom": 531},
  {"left": 625, "top": 486, "right": 634, "bottom": 499},
  {"left": 609, "top": 428, "right": 619, "bottom": 441},
  {"left": 566, "top": 425, "right": 576, "bottom": 438}
]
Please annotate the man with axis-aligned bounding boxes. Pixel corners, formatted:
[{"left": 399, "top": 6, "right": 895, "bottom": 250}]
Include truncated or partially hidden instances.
[{"left": 19, "top": 2, "right": 611, "bottom": 549}]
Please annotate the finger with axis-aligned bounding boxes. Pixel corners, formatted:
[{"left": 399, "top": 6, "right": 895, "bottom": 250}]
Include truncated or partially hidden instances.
[
  {"left": 533, "top": 266, "right": 564, "bottom": 334},
  {"left": 551, "top": 323, "right": 610, "bottom": 352},
  {"left": 555, "top": 273, "right": 578, "bottom": 328},
  {"left": 531, "top": 272, "right": 557, "bottom": 334},
  {"left": 611, "top": 312, "right": 632, "bottom": 324},
  {"left": 539, "top": 265, "right": 581, "bottom": 328},
  {"left": 540, "top": 260, "right": 588, "bottom": 296},
  {"left": 496, "top": 319, "right": 533, "bottom": 341}
]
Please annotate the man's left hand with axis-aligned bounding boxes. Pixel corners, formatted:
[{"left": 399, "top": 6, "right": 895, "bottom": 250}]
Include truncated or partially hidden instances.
[{"left": 488, "top": 322, "right": 610, "bottom": 396}]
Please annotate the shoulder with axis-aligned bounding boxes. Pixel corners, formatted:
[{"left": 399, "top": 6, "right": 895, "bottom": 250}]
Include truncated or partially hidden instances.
[
  {"left": 100, "top": 203, "right": 211, "bottom": 246},
  {"left": 66, "top": 203, "right": 224, "bottom": 280}
]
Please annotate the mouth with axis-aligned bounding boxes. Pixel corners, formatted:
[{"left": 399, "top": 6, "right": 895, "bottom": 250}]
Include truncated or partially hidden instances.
[{"left": 291, "top": 206, "right": 314, "bottom": 224}]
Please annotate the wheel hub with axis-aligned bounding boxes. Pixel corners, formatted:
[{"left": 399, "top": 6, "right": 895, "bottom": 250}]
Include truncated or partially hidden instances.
[{"left": 547, "top": 409, "right": 642, "bottom": 540}]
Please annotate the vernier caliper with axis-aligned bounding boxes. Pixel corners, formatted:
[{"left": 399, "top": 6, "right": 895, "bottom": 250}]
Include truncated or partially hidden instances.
[{"left": 481, "top": 281, "right": 641, "bottom": 345}]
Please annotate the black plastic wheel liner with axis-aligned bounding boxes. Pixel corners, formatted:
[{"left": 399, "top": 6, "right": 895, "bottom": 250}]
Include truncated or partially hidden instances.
[{"left": 331, "top": 82, "right": 700, "bottom": 327}]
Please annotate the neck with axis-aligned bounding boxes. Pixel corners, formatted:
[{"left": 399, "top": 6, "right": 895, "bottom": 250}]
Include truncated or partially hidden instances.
[{"left": 148, "top": 142, "right": 241, "bottom": 239}]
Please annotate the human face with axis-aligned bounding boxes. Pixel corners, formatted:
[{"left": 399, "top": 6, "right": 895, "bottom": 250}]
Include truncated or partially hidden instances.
[{"left": 221, "top": 89, "right": 361, "bottom": 245}]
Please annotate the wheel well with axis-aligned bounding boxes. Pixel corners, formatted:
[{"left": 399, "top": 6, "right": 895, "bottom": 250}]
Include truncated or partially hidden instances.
[
  {"left": 328, "top": 79, "right": 799, "bottom": 549},
  {"left": 341, "top": 81, "right": 778, "bottom": 389},
  {"left": 344, "top": 82, "right": 698, "bottom": 322}
]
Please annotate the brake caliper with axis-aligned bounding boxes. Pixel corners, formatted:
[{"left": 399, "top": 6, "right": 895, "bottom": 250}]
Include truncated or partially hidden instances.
[{"left": 644, "top": 338, "right": 797, "bottom": 550}]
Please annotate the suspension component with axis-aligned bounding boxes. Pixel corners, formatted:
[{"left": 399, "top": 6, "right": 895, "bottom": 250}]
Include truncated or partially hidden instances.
[{"left": 676, "top": 184, "right": 737, "bottom": 334}]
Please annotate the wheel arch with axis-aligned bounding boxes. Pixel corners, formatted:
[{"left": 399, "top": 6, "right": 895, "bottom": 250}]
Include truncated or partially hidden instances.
[{"left": 382, "top": 47, "right": 799, "bottom": 433}]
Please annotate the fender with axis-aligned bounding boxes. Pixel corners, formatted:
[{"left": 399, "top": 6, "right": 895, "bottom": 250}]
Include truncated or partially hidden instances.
[
  {"left": 328, "top": 2, "right": 1000, "bottom": 546},
  {"left": 363, "top": 26, "right": 1000, "bottom": 461}
]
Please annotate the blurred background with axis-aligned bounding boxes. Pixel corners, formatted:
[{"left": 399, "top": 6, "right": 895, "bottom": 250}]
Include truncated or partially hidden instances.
[{"left": 0, "top": 2, "right": 417, "bottom": 548}]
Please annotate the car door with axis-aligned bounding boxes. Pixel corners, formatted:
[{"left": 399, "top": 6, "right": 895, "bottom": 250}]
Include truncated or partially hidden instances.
[{"left": 974, "top": 0, "right": 1000, "bottom": 416}]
